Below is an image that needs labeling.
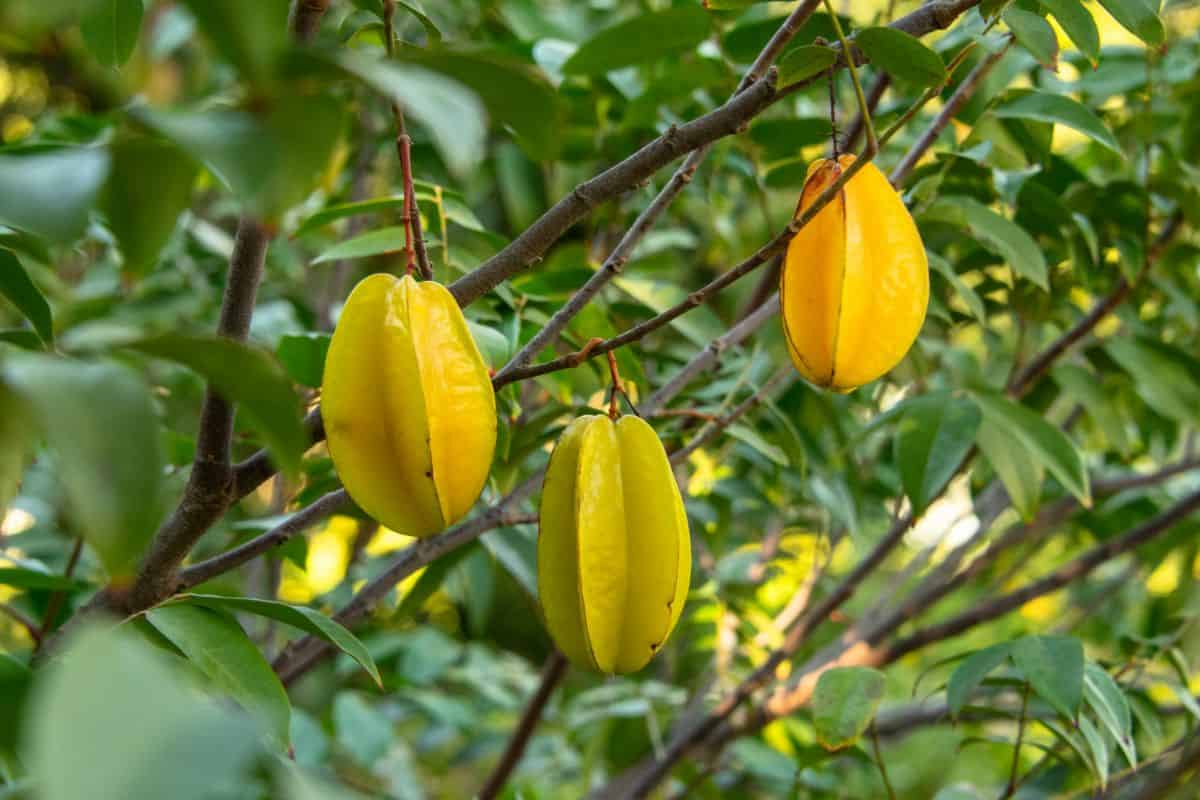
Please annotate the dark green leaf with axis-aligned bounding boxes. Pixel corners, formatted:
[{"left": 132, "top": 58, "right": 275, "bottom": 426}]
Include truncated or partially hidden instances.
[
  {"left": 954, "top": 197, "right": 1049, "bottom": 290},
  {"left": 1105, "top": 338, "right": 1200, "bottom": 426},
  {"left": 277, "top": 333, "right": 330, "bottom": 388},
  {"left": 146, "top": 604, "right": 291, "bottom": 749},
  {"left": 0, "top": 248, "right": 53, "bottom": 343},
  {"left": 0, "top": 567, "right": 88, "bottom": 592},
  {"left": 928, "top": 252, "right": 986, "bottom": 322},
  {"left": 812, "top": 667, "right": 886, "bottom": 749},
  {"left": 79, "top": 0, "right": 144, "bottom": 68},
  {"left": 1053, "top": 365, "right": 1130, "bottom": 455},
  {"left": 563, "top": 7, "right": 711, "bottom": 75},
  {"left": 101, "top": 135, "right": 197, "bottom": 278},
  {"left": 0, "top": 148, "right": 109, "bottom": 243},
  {"left": 1037, "top": 0, "right": 1100, "bottom": 63},
  {"left": 895, "top": 394, "right": 981, "bottom": 514},
  {"left": 776, "top": 45, "right": 836, "bottom": 86},
  {"left": 974, "top": 392, "right": 1091, "bottom": 507},
  {"left": 171, "top": 594, "right": 381, "bottom": 687},
  {"left": 3, "top": 357, "right": 164, "bottom": 580},
  {"left": 1003, "top": 8, "right": 1059, "bottom": 70},
  {"left": 1095, "top": 0, "right": 1164, "bottom": 46},
  {"left": 1011, "top": 635, "right": 1084, "bottom": 719},
  {"left": 312, "top": 227, "right": 406, "bottom": 264},
  {"left": 948, "top": 642, "right": 1013, "bottom": 715},
  {"left": 994, "top": 91, "right": 1122, "bottom": 156},
  {"left": 854, "top": 26, "right": 945, "bottom": 87},
  {"left": 125, "top": 333, "right": 307, "bottom": 476}
]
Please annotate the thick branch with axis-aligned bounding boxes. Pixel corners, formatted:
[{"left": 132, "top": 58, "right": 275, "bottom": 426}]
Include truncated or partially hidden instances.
[{"left": 288, "top": 0, "right": 331, "bottom": 42}]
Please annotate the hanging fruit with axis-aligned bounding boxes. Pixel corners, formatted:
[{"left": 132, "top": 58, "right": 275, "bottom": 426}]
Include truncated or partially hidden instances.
[
  {"left": 322, "top": 273, "right": 496, "bottom": 537},
  {"left": 780, "top": 154, "right": 929, "bottom": 391},
  {"left": 538, "top": 413, "right": 691, "bottom": 674}
]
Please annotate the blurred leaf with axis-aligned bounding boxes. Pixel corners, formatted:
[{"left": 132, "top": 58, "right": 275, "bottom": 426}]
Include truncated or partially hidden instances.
[
  {"left": 1012, "top": 635, "right": 1083, "bottom": 719},
  {"left": 1078, "top": 715, "right": 1109, "bottom": 787},
  {"left": 1084, "top": 663, "right": 1135, "bottom": 768},
  {"left": 0, "top": 248, "right": 53, "bottom": 344},
  {"left": 974, "top": 392, "right": 1090, "bottom": 507},
  {"left": 727, "top": 423, "right": 789, "bottom": 466},
  {"left": 29, "top": 625, "right": 263, "bottom": 800},
  {"left": 146, "top": 604, "right": 291, "bottom": 750},
  {"left": 1053, "top": 365, "right": 1130, "bottom": 455},
  {"left": 176, "top": 0, "right": 290, "bottom": 82},
  {"left": 895, "top": 394, "right": 980, "bottom": 514},
  {"left": 994, "top": 91, "right": 1121, "bottom": 156},
  {"left": 335, "top": 52, "right": 486, "bottom": 176},
  {"left": 812, "top": 667, "right": 886, "bottom": 750},
  {"left": 1037, "top": 0, "right": 1100, "bottom": 64},
  {"left": 1105, "top": 338, "right": 1200, "bottom": 426},
  {"left": 136, "top": 92, "right": 344, "bottom": 219},
  {"left": 928, "top": 252, "right": 986, "bottom": 323},
  {"left": 312, "top": 227, "right": 407, "bottom": 264},
  {"left": 333, "top": 691, "right": 393, "bottom": 766},
  {"left": 295, "top": 187, "right": 484, "bottom": 238},
  {"left": 3, "top": 357, "right": 163, "bottom": 580},
  {"left": 1003, "top": 8, "right": 1059, "bottom": 70},
  {"left": 402, "top": 50, "right": 563, "bottom": 160},
  {"left": 948, "top": 642, "right": 1012, "bottom": 716},
  {"left": 563, "top": 7, "right": 711, "bottom": 75},
  {"left": 277, "top": 333, "right": 330, "bottom": 388},
  {"left": 954, "top": 197, "right": 1049, "bottom": 290},
  {"left": 172, "top": 594, "right": 380, "bottom": 687},
  {"left": 976, "top": 418, "right": 1044, "bottom": 520},
  {"left": 80, "top": 0, "right": 144, "bottom": 68},
  {"left": 0, "top": 148, "right": 109, "bottom": 243},
  {"left": 467, "top": 321, "right": 511, "bottom": 368},
  {"left": 1095, "top": 0, "right": 1164, "bottom": 46},
  {"left": 749, "top": 118, "right": 832, "bottom": 159},
  {"left": 776, "top": 45, "right": 836, "bottom": 86},
  {"left": 0, "top": 653, "right": 32, "bottom": 751},
  {"left": 0, "top": 567, "right": 88, "bottom": 592},
  {"left": 101, "top": 134, "right": 197, "bottom": 278},
  {"left": 854, "top": 26, "right": 945, "bottom": 87},
  {"left": 126, "top": 333, "right": 307, "bottom": 476}
]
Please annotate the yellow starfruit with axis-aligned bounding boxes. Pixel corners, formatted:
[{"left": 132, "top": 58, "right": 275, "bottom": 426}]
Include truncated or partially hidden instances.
[
  {"left": 781, "top": 154, "right": 929, "bottom": 391},
  {"left": 322, "top": 273, "right": 496, "bottom": 537},
  {"left": 538, "top": 414, "right": 691, "bottom": 674}
]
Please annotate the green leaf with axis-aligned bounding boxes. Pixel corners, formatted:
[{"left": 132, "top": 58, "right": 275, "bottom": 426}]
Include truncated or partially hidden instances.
[
  {"left": 146, "top": 604, "right": 291, "bottom": 750},
  {"left": 748, "top": 118, "right": 832, "bottom": 159},
  {"left": 563, "top": 7, "right": 711, "bottom": 75},
  {"left": 895, "top": 394, "right": 981, "bottom": 514},
  {"left": 776, "top": 45, "right": 837, "bottom": 86},
  {"left": 1053, "top": 365, "right": 1130, "bottom": 455},
  {"left": 1084, "top": 663, "right": 1136, "bottom": 768},
  {"left": 176, "top": 0, "right": 290, "bottom": 82},
  {"left": 1037, "top": 0, "right": 1100, "bottom": 64},
  {"left": 1011, "top": 635, "right": 1084, "bottom": 719},
  {"left": 1078, "top": 715, "right": 1109, "bottom": 787},
  {"left": 1003, "top": 8, "right": 1059, "bottom": 70},
  {"left": 1105, "top": 338, "right": 1200, "bottom": 427},
  {"left": 79, "top": 0, "right": 144, "bottom": 68},
  {"left": 333, "top": 691, "right": 393, "bottom": 766},
  {"left": 0, "top": 567, "right": 88, "bottom": 592},
  {"left": 467, "top": 321, "right": 511, "bottom": 369},
  {"left": 101, "top": 134, "right": 197, "bottom": 278},
  {"left": 948, "top": 642, "right": 1013, "bottom": 716},
  {"left": 312, "top": 226, "right": 406, "bottom": 264},
  {"left": 811, "top": 667, "right": 886, "bottom": 750},
  {"left": 3, "top": 357, "right": 164, "bottom": 580},
  {"left": 0, "top": 248, "right": 53, "bottom": 344},
  {"left": 1095, "top": 0, "right": 1164, "bottom": 46},
  {"left": 976, "top": 418, "right": 1044, "bottom": 520},
  {"left": 334, "top": 52, "right": 487, "bottom": 176},
  {"left": 614, "top": 276, "right": 723, "bottom": 348},
  {"left": 29, "top": 624, "right": 263, "bottom": 800},
  {"left": 853, "top": 26, "right": 946, "bottom": 87},
  {"left": 136, "top": 91, "right": 344, "bottom": 219},
  {"left": 955, "top": 197, "right": 1049, "bottom": 290},
  {"left": 928, "top": 252, "right": 986, "bottom": 323},
  {"left": 727, "top": 423, "right": 790, "bottom": 466},
  {"left": 0, "top": 653, "right": 32, "bottom": 751},
  {"left": 994, "top": 91, "right": 1122, "bottom": 156},
  {"left": 294, "top": 188, "right": 484, "bottom": 238},
  {"left": 171, "top": 594, "right": 381, "bottom": 687},
  {"left": 974, "top": 392, "right": 1091, "bottom": 508},
  {"left": 277, "top": 333, "right": 330, "bottom": 388},
  {"left": 125, "top": 333, "right": 308, "bottom": 476},
  {"left": 0, "top": 148, "right": 109, "bottom": 243},
  {"left": 400, "top": 50, "right": 564, "bottom": 160}
]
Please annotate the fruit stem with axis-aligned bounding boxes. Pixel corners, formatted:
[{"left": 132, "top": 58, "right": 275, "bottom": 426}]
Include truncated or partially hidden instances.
[
  {"left": 607, "top": 351, "right": 621, "bottom": 419},
  {"left": 824, "top": 0, "right": 877, "bottom": 157},
  {"left": 397, "top": 132, "right": 417, "bottom": 277}
]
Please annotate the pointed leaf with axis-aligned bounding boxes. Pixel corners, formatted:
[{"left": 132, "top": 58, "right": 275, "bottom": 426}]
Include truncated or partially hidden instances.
[
  {"left": 1105, "top": 338, "right": 1200, "bottom": 427},
  {"left": 1011, "top": 635, "right": 1084, "bottom": 719},
  {"left": 854, "top": 26, "right": 945, "bottom": 87},
  {"left": 777, "top": 45, "right": 837, "bottom": 86},
  {"left": 977, "top": 417, "right": 1044, "bottom": 520},
  {"left": 955, "top": 197, "right": 1048, "bottom": 290},
  {"left": 994, "top": 91, "right": 1121, "bottom": 156},
  {"left": 1003, "top": 8, "right": 1059, "bottom": 70},
  {"left": 1095, "top": 0, "right": 1164, "bottom": 46},
  {"left": 79, "top": 0, "right": 144, "bottom": 68},
  {"left": 948, "top": 642, "right": 1013, "bottom": 716},
  {"left": 1037, "top": 0, "right": 1100, "bottom": 64},
  {"left": 312, "top": 226, "right": 407, "bottom": 264},
  {"left": 1084, "top": 663, "right": 1136, "bottom": 768},
  {"left": 895, "top": 394, "right": 981, "bottom": 514},
  {"left": 563, "top": 7, "right": 711, "bottom": 75},
  {"left": 0, "top": 148, "right": 109, "bottom": 243},
  {"left": 0, "top": 248, "right": 53, "bottom": 344},
  {"left": 812, "top": 667, "right": 886, "bottom": 750}
]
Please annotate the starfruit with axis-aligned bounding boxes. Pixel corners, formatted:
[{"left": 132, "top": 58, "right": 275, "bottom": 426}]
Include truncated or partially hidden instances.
[
  {"left": 781, "top": 154, "right": 929, "bottom": 391},
  {"left": 538, "top": 414, "right": 691, "bottom": 674},
  {"left": 322, "top": 273, "right": 496, "bottom": 537}
]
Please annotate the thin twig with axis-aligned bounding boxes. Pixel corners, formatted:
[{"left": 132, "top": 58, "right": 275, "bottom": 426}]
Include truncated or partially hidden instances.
[
  {"left": 35, "top": 536, "right": 83, "bottom": 646},
  {"left": 1002, "top": 684, "right": 1031, "bottom": 799},
  {"left": 1, "top": 602, "right": 41, "bottom": 646},
  {"left": 477, "top": 651, "right": 569, "bottom": 800},
  {"left": 870, "top": 723, "right": 898, "bottom": 800}
]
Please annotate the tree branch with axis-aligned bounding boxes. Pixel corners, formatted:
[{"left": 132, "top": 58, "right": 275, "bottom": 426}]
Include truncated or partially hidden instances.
[
  {"left": 288, "top": 0, "right": 331, "bottom": 43},
  {"left": 478, "top": 651, "right": 569, "bottom": 800}
]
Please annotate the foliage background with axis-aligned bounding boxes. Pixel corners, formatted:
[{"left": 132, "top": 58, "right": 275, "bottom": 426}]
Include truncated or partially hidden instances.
[{"left": 1, "top": 0, "right": 1200, "bottom": 798}]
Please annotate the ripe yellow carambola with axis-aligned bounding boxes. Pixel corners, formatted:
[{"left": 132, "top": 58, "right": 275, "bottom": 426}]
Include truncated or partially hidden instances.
[
  {"left": 781, "top": 154, "right": 929, "bottom": 391},
  {"left": 538, "top": 414, "right": 691, "bottom": 674},
  {"left": 322, "top": 273, "right": 496, "bottom": 537}
]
